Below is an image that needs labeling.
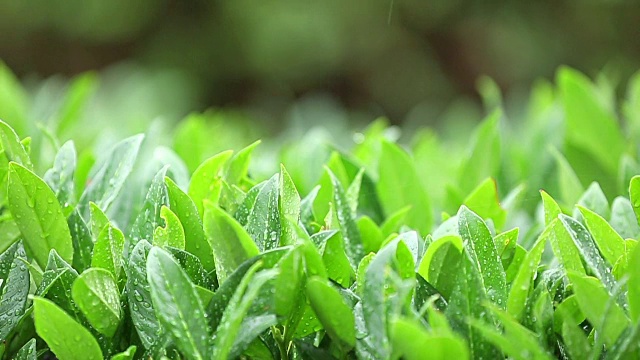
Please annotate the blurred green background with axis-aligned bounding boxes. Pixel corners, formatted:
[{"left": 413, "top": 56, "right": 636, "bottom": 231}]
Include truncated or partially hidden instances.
[{"left": 2, "top": 0, "right": 639, "bottom": 132}]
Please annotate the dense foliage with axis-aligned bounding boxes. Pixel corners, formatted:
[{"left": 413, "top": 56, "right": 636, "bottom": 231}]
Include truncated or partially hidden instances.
[{"left": 2, "top": 65, "right": 640, "bottom": 359}]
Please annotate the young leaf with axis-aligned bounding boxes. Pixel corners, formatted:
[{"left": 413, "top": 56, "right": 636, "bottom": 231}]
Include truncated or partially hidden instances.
[
  {"left": 153, "top": 206, "right": 186, "bottom": 250},
  {"left": 463, "top": 178, "right": 507, "bottom": 229},
  {"left": 377, "top": 140, "right": 432, "bottom": 234},
  {"left": 329, "top": 169, "right": 364, "bottom": 270},
  {"left": 245, "top": 174, "right": 281, "bottom": 252},
  {"left": 189, "top": 150, "right": 233, "bottom": 216},
  {"left": 627, "top": 244, "right": 640, "bottom": 323},
  {"left": 540, "top": 191, "right": 585, "bottom": 274},
  {"left": 458, "top": 110, "right": 501, "bottom": 194},
  {"left": 33, "top": 296, "right": 103, "bottom": 360},
  {"left": 77, "top": 134, "right": 144, "bottom": 219},
  {"left": 558, "top": 67, "right": 625, "bottom": 174},
  {"left": 629, "top": 175, "right": 640, "bottom": 225},
  {"left": 390, "top": 317, "right": 469, "bottom": 360},
  {"left": 549, "top": 147, "right": 584, "bottom": 207},
  {"left": 306, "top": 276, "right": 356, "bottom": 349},
  {"left": 147, "top": 247, "right": 209, "bottom": 359},
  {"left": 225, "top": 140, "right": 260, "bottom": 186},
  {"left": 7, "top": 162, "right": 74, "bottom": 269},
  {"left": 92, "top": 223, "right": 125, "bottom": 278},
  {"left": 165, "top": 177, "right": 215, "bottom": 272},
  {"left": 211, "top": 267, "right": 279, "bottom": 360},
  {"left": 458, "top": 206, "right": 507, "bottom": 308},
  {"left": 418, "top": 235, "right": 462, "bottom": 300},
  {"left": 43, "top": 140, "right": 77, "bottom": 214},
  {"left": 560, "top": 215, "right": 618, "bottom": 299},
  {"left": 471, "top": 304, "right": 552, "bottom": 360},
  {"left": 507, "top": 223, "right": 549, "bottom": 320},
  {"left": 127, "top": 166, "right": 169, "bottom": 257},
  {"left": 110, "top": 345, "right": 137, "bottom": 360},
  {"left": 578, "top": 205, "right": 625, "bottom": 266},
  {"left": 72, "top": 268, "right": 122, "bottom": 337},
  {"left": 0, "top": 120, "right": 32, "bottom": 169},
  {"left": 203, "top": 201, "right": 260, "bottom": 284},
  {"left": 68, "top": 209, "right": 93, "bottom": 272},
  {"left": 567, "top": 271, "right": 629, "bottom": 346},
  {"left": 610, "top": 196, "right": 640, "bottom": 239},
  {"left": 36, "top": 250, "right": 79, "bottom": 318}
]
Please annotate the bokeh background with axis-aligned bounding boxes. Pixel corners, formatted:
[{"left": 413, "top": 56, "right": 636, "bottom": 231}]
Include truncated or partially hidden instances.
[{"left": 2, "top": 0, "right": 639, "bottom": 133}]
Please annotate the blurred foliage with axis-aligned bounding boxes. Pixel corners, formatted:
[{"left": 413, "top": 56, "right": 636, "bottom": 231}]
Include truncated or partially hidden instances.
[{"left": 1, "top": 0, "right": 639, "bottom": 127}]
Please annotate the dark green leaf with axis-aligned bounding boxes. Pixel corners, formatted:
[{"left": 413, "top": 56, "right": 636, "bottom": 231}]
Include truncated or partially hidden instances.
[
  {"left": 0, "top": 243, "right": 29, "bottom": 341},
  {"left": 147, "top": 247, "right": 209, "bottom": 359}
]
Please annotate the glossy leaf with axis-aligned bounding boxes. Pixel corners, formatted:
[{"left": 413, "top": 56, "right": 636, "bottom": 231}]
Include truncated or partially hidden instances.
[
  {"left": 77, "top": 134, "right": 143, "bottom": 219},
  {"left": 0, "top": 242, "right": 29, "bottom": 340},
  {"left": 203, "top": 201, "right": 260, "bottom": 284},
  {"left": 306, "top": 276, "right": 356, "bottom": 348},
  {"left": 189, "top": 150, "right": 233, "bottom": 216},
  {"left": 153, "top": 206, "right": 186, "bottom": 249},
  {"left": 92, "top": 223, "right": 125, "bottom": 278},
  {"left": 72, "top": 268, "right": 122, "bottom": 337},
  {"left": 7, "top": 162, "right": 74, "bottom": 269},
  {"left": 33, "top": 296, "right": 103, "bottom": 360},
  {"left": 165, "top": 176, "right": 216, "bottom": 272},
  {"left": 147, "top": 247, "right": 209, "bottom": 359}
]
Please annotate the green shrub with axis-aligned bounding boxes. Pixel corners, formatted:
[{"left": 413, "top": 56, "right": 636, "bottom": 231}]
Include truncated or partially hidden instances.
[{"left": 2, "top": 65, "right": 640, "bottom": 359}]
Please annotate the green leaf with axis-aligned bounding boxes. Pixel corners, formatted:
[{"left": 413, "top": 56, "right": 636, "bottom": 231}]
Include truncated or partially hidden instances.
[
  {"left": 541, "top": 191, "right": 585, "bottom": 274},
  {"left": 357, "top": 216, "right": 384, "bottom": 254},
  {"left": 211, "top": 266, "right": 279, "bottom": 360},
  {"left": 36, "top": 250, "right": 79, "bottom": 318},
  {"left": 417, "top": 235, "right": 462, "bottom": 300},
  {"left": 279, "top": 164, "right": 301, "bottom": 245},
  {"left": 507, "top": 223, "right": 549, "bottom": 320},
  {"left": 463, "top": 178, "right": 506, "bottom": 229},
  {"left": 377, "top": 140, "right": 432, "bottom": 234},
  {"left": 57, "top": 72, "right": 98, "bottom": 135},
  {"left": 33, "top": 296, "right": 103, "bottom": 360},
  {"left": 457, "top": 206, "right": 507, "bottom": 308},
  {"left": 89, "top": 202, "right": 110, "bottom": 241},
  {"left": 561, "top": 322, "right": 591, "bottom": 360},
  {"left": 380, "top": 206, "right": 411, "bottom": 238},
  {"left": 445, "top": 249, "right": 499, "bottom": 359},
  {"left": 567, "top": 271, "right": 629, "bottom": 346},
  {"left": 0, "top": 62, "right": 28, "bottom": 136},
  {"left": 306, "top": 276, "right": 356, "bottom": 348},
  {"left": 225, "top": 140, "right": 260, "bottom": 186},
  {"left": 471, "top": 304, "right": 552, "bottom": 360},
  {"left": 610, "top": 196, "right": 640, "bottom": 239},
  {"left": 458, "top": 110, "right": 501, "bottom": 194},
  {"left": 166, "top": 247, "right": 215, "bottom": 289},
  {"left": 549, "top": 147, "right": 584, "bottom": 207},
  {"left": 110, "top": 345, "right": 136, "bottom": 360},
  {"left": 92, "top": 223, "right": 125, "bottom": 279},
  {"left": 629, "top": 175, "right": 640, "bottom": 225},
  {"left": 575, "top": 182, "right": 610, "bottom": 219},
  {"left": 329, "top": 169, "right": 364, "bottom": 270},
  {"left": 0, "top": 242, "right": 29, "bottom": 340},
  {"left": 0, "top": 218, "right": 20, "bottom": 256},
  {"left": 627, "top": 244, "right": 640, "bottom": 323},
  {"left": 165, "top": 176, "right": 215, "bottom": 272},
  {"left": 560, "top": 215, "right": 618, "bottom": 299},
  {"left": 390, "top": 317, "right": 469, "bottom": 360},
  {"left": 147, "top": 247, "right": 209, "bottom": 359},
  {"left": 7, "top": 162, "right": 74, "bottom": 269},
  {"left": 246, "top": 174, "right": 281, "bottom": 251},
  {"left": 0, "top": 120, "right": 32, "bottom": 169},
  {"left": 206, "top": 248, "right": 287, "bottom": 331},
  {"left": 72, "top": 268, "right": 121, "bottom": 337},
  {"left": 14, "top": 338, "right": 36, "bottom": 360},
  {"left": 125, "top": 240, "right": 160, "bottom": 349},
  {"left": 203, "top": 201, "right": 260, "bottom": 284},
  {"left": 558, "top": 66, "right": 625, "bottom": 174},
  {"left": 153, "top": 206, "right": 186, "bottom": 250},
  {"left": 78, "top": 134, "right": 144, "bottom": 219},
  {"left": 578, "top": 205, "right": 625, "bottom": 266},
  {"left": 127, "top": 166, "right": 169, "bottom": 257},
  {"left": 43, "top": 140, "right": 77, "bottom": 215},
  {"left": 189, "top": 150, "right": 233, "bottom": 216},
  {"left": 68, "top": 209, "right": 93, "bottom": 272}
]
